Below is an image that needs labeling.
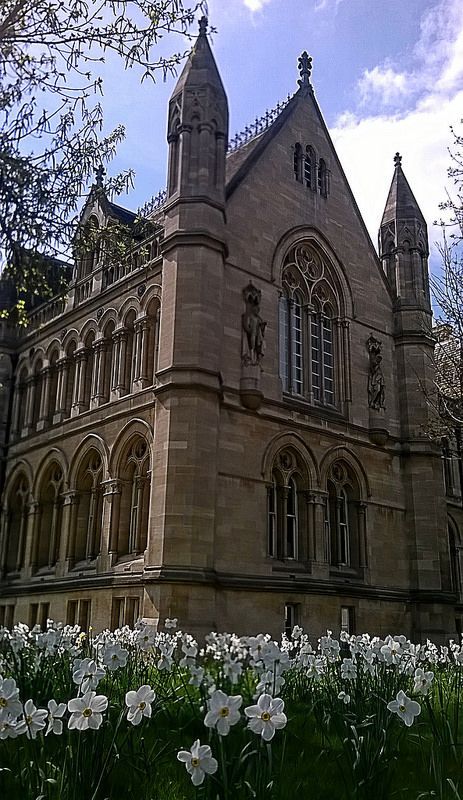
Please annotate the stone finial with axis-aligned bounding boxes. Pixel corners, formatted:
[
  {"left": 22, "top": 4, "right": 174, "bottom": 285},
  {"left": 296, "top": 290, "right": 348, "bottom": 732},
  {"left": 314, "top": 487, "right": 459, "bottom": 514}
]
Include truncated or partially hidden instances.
[
  {"left": 394, "top": 152, "right": 402, "bottom": 168},
  {"left": 199, "top": 15, "right": 208, "bottom": 35},
  {"left": 298, "top": 51, "right": 312, "bottom": 89},
  {"left": 95, "top": 164, "right": 105, "bottom": 188}
]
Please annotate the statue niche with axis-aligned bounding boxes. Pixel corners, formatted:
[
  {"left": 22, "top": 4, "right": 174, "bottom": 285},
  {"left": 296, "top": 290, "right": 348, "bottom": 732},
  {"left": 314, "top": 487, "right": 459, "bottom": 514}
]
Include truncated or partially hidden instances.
[{"left": 240, "top": 282, "right": 267, "bottom": 410}]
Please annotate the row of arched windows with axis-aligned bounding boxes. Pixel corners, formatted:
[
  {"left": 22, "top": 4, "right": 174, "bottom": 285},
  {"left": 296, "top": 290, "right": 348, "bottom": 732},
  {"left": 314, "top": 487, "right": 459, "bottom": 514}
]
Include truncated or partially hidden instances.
[
  {"left": 12, "top": 300, "right": 160, "bottom": 438},
  {"left": 2, "top": 436, "right": 151, "bottom": 577},
  {"left": 293, "top": 143, "right": 329, "bottom": 197},
  {"left": 267, "top": 446, "right": 463, "bottom": 594},
  {"left": 267, "top": 452, "right": 365, "bottom": 571}
]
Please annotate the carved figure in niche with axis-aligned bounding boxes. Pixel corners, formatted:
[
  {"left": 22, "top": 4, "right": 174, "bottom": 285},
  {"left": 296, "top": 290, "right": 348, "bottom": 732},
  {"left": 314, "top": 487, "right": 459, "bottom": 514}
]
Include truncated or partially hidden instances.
[
  {"left": 367, "top": 334, "right": 385, "bottom": 410},
  {"left": 241, "top": 283, "right": 267, "bottom": 367}
]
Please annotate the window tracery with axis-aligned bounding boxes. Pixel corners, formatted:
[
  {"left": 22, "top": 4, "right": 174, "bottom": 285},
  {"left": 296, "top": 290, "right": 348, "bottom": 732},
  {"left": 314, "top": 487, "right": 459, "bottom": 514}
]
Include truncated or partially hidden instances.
[
  {"left": 279, "top": 242, "right": 345, "bottom": 408},
  {"left": 325, "top": 460, "right": 362, "bottom": 571},
  {"left": 266, "top": 449, "right": 306, "bottom": 561},
  {"left": 33, "top": 464, "right": 63, "bottom": 572},
  {"left": 117, "top": 438, "right": 150, "bottom": 558}
]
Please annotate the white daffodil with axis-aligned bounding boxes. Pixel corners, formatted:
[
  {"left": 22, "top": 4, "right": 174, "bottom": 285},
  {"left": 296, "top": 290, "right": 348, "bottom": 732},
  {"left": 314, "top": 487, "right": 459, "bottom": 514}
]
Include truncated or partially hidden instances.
[
  {"left": 204, "top": 689, "right": 242, "bottom": 736},
  {"left": 188, "top": 665, "right": 205, "bottom": 687},
  {"left": 68, "top": 691, "right": 108, "bottom": 731},
  {"left": 177, "top": 739, "right": 218, "bottom": 786},
  {"left": 387, "top": 690, "right": 421, "bottom": 727},
  {"left": 413, "top": 667, "right": 434, "bottom": 695},
  {"left": 341, "top": 658, "right": 357, "bottom": 680},
  {"left": 165, "top": 618, "right": 178, "bottom": 629},
  {"left": 0, "top": 713, "right": 20, "bottom": 739},
  {"left": 102, "top": 643, "right": 129, "bottom": 672},
  {"left": 338, "top": 691, "right": 351, "bottom": 704},
  {"left": 72, "top": 658, "right": 105, "bottom": 693},
  {"left": 16, "top": 700, "right": 48, "bottom": 739},
  {"left": 223, "top": 657, "right": 242, "bottom": 685},
  {"left": 46, "top": 699, "right": 66, "bottom": 735},
  {"left": 125, "top": 685, "right": 155, "bottom": 726},
  {"left": 0, "top": 676, "right": 22, "bottom": 721},
  {"left": 244, "top": 693, "right": 287, "bottom": 741}
]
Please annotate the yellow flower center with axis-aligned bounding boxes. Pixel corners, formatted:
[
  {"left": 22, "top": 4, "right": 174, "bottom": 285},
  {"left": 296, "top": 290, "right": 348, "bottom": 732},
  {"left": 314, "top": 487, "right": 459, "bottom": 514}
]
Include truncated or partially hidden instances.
[
  {"left": 83, "top": 708, "right": 93, "bottom": 718},
  {"left": 219, "top": 707, "right": 229, "bottom": 717},
  {"left": 26, "top": 715, "right": 32, "bottom": 724},
  {"left": 139, "top": 701, "right": 146, "bottom": 710},
  {"left": 399, "top": 705, "right": 406, "bottom": 712},
  {"left": 191, "top": 757, "right": 200, "bottom": 768},
  {"left": 261, "top": 711, "right": 271, "bottom": 722},
  {"left": 0, "top": 698, "right": 7, "bottom": 707}
]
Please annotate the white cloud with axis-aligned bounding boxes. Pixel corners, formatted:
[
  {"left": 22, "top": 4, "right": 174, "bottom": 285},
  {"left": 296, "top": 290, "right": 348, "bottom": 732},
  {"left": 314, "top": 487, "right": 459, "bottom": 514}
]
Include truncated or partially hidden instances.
[
  {"left": 332, "top": 0, "right": 463, "bottom": 265},
  {"left": 358, "top": 65, "right": 409, "bottom": 107},
  {"left": 314, "top": 0, "right": 345, "bottom": 12},
  {"left": 242, "top": 0, "right": 272, "bottom": 11}
]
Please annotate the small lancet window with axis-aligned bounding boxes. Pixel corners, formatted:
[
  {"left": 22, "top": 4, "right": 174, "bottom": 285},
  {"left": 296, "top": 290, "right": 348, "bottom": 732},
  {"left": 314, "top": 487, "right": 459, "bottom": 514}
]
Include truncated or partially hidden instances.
[
  {"left": 318, "top": 158, "right": 328, "bottom": 197},
  {"left": 294, "top": 143, "right": 303, "bottom": 183},
  {"left": 304, "top": 146, "right": 315, "bottom": 189}
]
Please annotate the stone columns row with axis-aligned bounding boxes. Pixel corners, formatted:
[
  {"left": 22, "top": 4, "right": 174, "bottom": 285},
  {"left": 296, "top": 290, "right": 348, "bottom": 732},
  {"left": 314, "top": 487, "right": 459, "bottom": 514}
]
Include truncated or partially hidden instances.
[{"left": 11, "top": 315, "right": 158, "bottom": 437}]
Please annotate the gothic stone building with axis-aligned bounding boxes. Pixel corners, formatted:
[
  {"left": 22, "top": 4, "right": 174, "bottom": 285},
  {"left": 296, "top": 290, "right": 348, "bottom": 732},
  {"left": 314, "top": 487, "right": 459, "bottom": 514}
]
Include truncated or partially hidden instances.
[{"left": 0, "top": 22, "right": 462, "bottom": 640}]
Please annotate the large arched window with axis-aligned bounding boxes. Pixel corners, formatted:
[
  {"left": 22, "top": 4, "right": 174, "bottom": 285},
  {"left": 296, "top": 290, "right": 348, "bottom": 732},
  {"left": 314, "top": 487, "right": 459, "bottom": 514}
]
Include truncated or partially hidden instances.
[
  {"left": 279, "top": 242, "right": 345, "bottom": 409},
  {"left": 326, "top": 461, "right": 362, "bottom": 572},
  {"left": 4, "top": 474, "right": 29, "bottom": 574},
  {"left": 101, "top": 320, "right": 115, "bottom": 402},
  {"left": 117, "top": 438, "right": 150, "bottom": 559},
  {"left": 266, "top": 449, "right": 308, "bottom": 561},
  {"left": 73, "top": 450, "right": 103, "bottom": 564},
  {"left": 33, "top": 463, "right": 63, "bottom": 572},
  {"left": 448, "top": 518, "right": 461, "bottom": 595}
]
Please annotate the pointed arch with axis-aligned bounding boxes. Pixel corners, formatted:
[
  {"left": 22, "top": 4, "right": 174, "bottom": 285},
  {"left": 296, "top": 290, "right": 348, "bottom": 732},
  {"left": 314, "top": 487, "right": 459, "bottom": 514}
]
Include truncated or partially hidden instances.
[
  {"left": 319, "top": 445, "right": 370, "bottom": 499},
  {"left": 109, "top": 418, "right": 153, "bottom": 476},
  {"left": 69, "top": 434, "right": 109, "bottom": 487},
  {"left": 261, "top": 432, "right": 319, "bottom": 486}
]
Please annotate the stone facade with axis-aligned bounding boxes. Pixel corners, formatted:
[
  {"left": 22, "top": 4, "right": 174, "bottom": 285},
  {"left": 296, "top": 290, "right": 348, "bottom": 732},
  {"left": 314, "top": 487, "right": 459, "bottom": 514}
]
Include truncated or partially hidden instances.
[{"left": 0, "top": 24, "right": 462, "bottom": 640}]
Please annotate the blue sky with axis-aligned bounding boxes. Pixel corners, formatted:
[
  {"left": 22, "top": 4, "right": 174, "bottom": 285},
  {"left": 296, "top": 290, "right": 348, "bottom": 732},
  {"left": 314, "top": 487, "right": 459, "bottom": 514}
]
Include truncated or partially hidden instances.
[{"left": 100, "top": 0, "right": 463, "bottom": 264}]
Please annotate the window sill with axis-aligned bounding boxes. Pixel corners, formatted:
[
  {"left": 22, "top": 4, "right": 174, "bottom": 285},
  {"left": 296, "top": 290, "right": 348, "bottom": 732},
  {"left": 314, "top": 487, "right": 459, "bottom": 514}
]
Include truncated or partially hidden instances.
[
  {"left": 282, "top": 393, "right": 344, "bottom": 420},
  {"left": 329, "top": 565, "right": 364, "bottom": 581}
]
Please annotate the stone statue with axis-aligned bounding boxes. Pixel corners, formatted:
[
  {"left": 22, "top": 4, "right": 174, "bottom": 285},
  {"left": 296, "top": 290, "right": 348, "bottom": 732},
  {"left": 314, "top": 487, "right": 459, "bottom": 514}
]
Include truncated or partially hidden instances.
[
  {"left": 241, "top": 283, "right": 267, "bottom": 367},
  {"left": 367, "top": 334, "right": 385, "bottom": 410}
]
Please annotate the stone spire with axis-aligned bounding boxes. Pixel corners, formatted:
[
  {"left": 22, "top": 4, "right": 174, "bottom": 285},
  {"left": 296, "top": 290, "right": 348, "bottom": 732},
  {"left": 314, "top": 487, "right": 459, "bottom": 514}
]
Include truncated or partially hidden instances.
[
  {"left": 379, "top": 152, "right": 430, "bottom": 310},
  {"left": 166, "top": 15, "right": 229, "bottom": 202},
  {"left": 381, "top": 153, "right": 426, "bottom": 229}
]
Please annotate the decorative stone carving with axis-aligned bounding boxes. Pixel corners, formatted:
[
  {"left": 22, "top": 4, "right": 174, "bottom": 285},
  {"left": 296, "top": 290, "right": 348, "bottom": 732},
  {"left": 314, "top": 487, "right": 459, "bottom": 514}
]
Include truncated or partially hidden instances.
[
  {"left": 241, "top": 283, "right": 267, "bottom": 367},
  {"left": 367, "top": 335, "right": 385, "bottom": 411}
]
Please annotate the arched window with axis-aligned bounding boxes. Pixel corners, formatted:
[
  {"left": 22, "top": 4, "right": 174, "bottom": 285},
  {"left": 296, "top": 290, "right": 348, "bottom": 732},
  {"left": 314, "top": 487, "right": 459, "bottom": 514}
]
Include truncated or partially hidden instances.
[
  {"left": 73, "top": 450, "right": 103, "bottom": 564},
  {"left": 311, "top": 301, "right": 335, "bottom": 405},
  {"left": 48, "top": 350, "right": 60, "bottom": 422},
  {"left": 318, "top": 158, "right": 328, "bottom": 197},
  {"left": 294, "top": 143, "right": 303, "bottom": 183},
  {"left": 145, "top": 299, "right": 161, "bottom": 385},
  {"left": 33, "top": 463, "right": 63, "bottom": 572},
  {"left": 326, "top": 461, "right": 362, "bottom": 571},
  {"left": 304, "top": 146, "right": 315, "bottom": 189},
  {"left": 14, "top": 366, "right": 28, "bottom": 436},
  {"left": 4, "top": 475, "right": 29, "bottom": 573},
  {"left": 102, "top": 320, "right": 115, "bottom": 402},
  {"left": 117, "top": 438, "right": 150, "bottom": 559},
  {"left": 448, "top": 519, "right": 461, "bottom": 594},
  {"left": 64, "top": 341, "right": 76, "bottom": 418},
  {"left": 279, "top": 242, "right": 343, "bottom": 408},
  {"left": 267, "top": 450, "right": 307, "bottom": 561},
  {"left": 82, "top": 331, "right": 95, "bottom": 409},
  {"left": 31, "top": 359, "right": 43, "bottom": 428},
  {"left": 122, "top": 310, "right": 136, "bottom": 395}
]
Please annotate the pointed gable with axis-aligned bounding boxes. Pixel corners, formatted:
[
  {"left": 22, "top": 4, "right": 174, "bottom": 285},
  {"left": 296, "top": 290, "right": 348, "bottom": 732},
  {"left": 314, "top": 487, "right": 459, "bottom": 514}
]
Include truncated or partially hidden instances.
[{"left": 381, "top": 153, "right": 426, "bottom": 228}]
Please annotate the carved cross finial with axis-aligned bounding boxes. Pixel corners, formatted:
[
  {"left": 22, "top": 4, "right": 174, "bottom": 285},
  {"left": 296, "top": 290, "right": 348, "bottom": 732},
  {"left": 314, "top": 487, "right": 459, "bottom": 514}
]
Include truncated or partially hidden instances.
[
  {"left": 298, "top": 51, "right": 312, "bottom": 89},
  {"left": 95, "top": 164, "right": 105, "bottom": 188},
  {"left": 394, "top": 152, "right": 402, "bottom": 167},
  {"left": 199, "top": 15, "right": 208, "bottom": 35}
]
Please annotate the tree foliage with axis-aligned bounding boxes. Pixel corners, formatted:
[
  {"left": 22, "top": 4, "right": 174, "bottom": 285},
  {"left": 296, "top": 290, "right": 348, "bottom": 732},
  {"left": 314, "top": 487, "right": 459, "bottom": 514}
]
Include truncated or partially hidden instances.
[{"left": 0, "top": 0, "right": 204, "bottom": 308}]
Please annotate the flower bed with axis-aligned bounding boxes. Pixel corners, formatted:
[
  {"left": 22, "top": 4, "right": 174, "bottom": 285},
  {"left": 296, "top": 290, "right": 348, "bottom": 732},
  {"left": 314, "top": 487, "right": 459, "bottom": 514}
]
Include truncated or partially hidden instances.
[{"left": 1, "top": 620, "right": 463, "bottom": 799}]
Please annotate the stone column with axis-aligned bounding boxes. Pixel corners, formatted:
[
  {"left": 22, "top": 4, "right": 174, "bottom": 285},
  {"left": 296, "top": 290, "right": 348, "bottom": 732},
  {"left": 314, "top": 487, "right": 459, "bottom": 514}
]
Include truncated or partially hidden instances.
[
  {"left": 98, "top": 479, "right": 121, "bottom": 571},
  {"left": 311, "top": 492, "right": 329, "bottom": 578},
  {"left": 56, "top": 491, "right": 77, "bottom": 576},
  {"left": 22, "top": 501, "right": 40, "bottom": 578},
  {"left": 138, "top": 319, "right": 150, "bottom": 386},
  {"left": 64, "top": 493, "right": 80, "bottom": 571},
  {"left": 37, "top": 367, "right": 51, "bottom": 431},
  {"left": 10, "top": 380, "right": 22, "bottom": 438},
  {"left": 114, "top": 330, "right": 128, "bottom": 394},
  {"left": 357, "top": 501, "right": 368, "bottom": 570},
  {"left": 303, "top": 490, "right": 316, "bottom": 563}
]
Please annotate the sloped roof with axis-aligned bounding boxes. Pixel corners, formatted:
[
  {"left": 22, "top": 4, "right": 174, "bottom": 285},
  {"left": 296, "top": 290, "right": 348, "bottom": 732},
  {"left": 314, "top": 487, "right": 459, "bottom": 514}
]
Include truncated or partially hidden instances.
[{"left": 381, "top": 156, "right": 426, "bottom": 227}]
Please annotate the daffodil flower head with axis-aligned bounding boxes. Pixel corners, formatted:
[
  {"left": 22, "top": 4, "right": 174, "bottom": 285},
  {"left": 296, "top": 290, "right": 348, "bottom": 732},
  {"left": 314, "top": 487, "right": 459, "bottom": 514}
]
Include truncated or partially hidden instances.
[{"left": 177, "top": 739, "right": 218, "bottom": 786}]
